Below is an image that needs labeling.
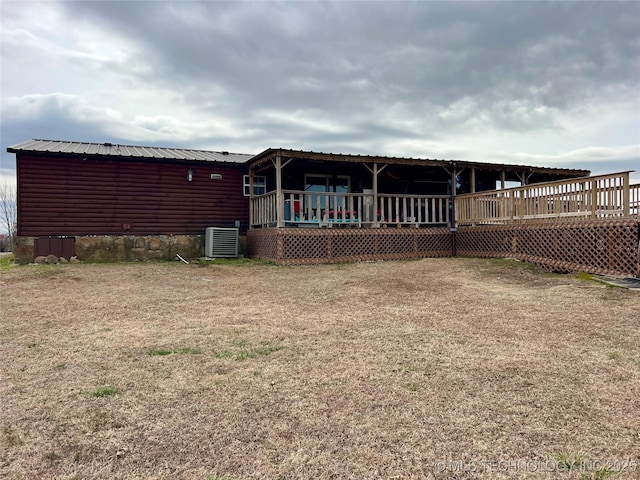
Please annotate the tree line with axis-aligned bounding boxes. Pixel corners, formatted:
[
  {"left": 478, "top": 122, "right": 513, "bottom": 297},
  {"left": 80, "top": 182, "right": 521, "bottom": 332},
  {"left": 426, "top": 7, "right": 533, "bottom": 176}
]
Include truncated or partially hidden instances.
[{"left": 0, "top": 182, "right": 17, "bottom": 252}]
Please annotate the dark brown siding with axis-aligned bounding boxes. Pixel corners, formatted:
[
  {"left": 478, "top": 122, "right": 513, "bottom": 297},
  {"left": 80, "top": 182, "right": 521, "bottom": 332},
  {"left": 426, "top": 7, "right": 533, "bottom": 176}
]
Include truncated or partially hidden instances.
[{"left": 17, "top": 154, "right": 249, "bottom": 236}]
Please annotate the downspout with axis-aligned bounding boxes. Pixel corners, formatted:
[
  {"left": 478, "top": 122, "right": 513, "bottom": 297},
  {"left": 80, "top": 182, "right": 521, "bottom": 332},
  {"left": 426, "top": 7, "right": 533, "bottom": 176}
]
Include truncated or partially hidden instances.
[{"left": 248, "top": 167, "right": 254, "bottom": 230}]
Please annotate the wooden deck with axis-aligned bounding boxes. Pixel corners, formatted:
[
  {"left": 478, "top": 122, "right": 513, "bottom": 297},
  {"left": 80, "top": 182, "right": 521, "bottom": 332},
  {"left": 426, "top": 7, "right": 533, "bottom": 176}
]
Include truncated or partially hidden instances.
[{"left": 247, "top": 172, "right": 640, "bottom": 276}]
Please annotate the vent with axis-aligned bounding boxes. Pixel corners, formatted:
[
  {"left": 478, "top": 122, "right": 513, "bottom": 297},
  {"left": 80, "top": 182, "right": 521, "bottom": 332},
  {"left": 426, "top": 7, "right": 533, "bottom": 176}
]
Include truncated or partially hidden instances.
[{"left": 205, "top": 227, "right": 238, "bottom": 258}]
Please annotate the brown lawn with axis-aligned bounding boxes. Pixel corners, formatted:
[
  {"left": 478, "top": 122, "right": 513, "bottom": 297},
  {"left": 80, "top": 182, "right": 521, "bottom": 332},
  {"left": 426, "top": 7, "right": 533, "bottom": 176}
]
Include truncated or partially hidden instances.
[{"left": 0, "top": 258, "right": 639, "bottom": 479}]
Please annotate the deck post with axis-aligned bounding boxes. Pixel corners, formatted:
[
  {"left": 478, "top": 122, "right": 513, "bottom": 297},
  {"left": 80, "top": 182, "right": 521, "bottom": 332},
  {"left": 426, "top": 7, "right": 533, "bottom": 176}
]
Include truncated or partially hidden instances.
[
  {"left": 500, "top": 170, "right": 506, "bottom": 190},
  {"left": 470, "top": 167, "right": 476, "bottom": 194},
  {"left": 622, "top": 172, "right": 630, "bottom": 217},
  {"left": 450, "top": 167, "right": 457, "bottom": 229},
  {"left": 591, "top": 178, "right": 598, "bottom": 218},
  {"left": 470, "top": 167, "right": 476, "bottom": 225},
  {"left": 373, "top": 162, "right": 379, "bottom": 227},
  {"left": 362, "top": 162, "right": 387, "bottom": 227},
  {"left": 516, "top": 170, "right": 533, "bottom": 186},
  {"left": 275, "top": 152, "right": 284, "bottom": 227}
]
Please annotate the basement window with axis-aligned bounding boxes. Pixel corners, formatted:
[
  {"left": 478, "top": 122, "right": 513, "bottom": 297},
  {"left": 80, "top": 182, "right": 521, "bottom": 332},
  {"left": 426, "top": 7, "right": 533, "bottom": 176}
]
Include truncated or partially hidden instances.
[{"left": 243, "top": 175, "right": 266, "bottom": 196}]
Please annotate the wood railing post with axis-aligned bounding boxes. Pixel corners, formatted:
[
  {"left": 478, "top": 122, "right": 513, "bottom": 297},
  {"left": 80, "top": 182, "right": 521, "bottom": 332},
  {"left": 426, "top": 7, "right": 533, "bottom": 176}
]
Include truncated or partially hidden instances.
[
  {"left": 470, "top": 195, "right": 477, "bottom": 226},
  {"left": 591, "top": 178, "right": 598, "bottom": 218},
  {"left": 622, "top": 172, "right": 630, "bottom": 217}
]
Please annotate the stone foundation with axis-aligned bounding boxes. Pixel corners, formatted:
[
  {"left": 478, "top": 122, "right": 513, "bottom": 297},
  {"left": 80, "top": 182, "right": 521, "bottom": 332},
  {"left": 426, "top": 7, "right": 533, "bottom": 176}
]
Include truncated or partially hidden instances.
[
  {"left": 76, "top": 235, "right": 205, "bottom": 262},
  {"left": 14, "top": 234, "right": 215, "bottom": 264},
  {"left": 13, "top": 237, "right": 35, "bottom": 264}
]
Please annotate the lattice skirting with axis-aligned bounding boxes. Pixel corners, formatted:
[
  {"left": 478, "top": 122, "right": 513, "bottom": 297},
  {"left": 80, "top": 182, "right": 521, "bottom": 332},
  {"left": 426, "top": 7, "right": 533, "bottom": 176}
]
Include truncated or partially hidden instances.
[
  {"left": 248, "top": 221, "right": 639, "bottom": 276},
  {"left": 246, "top": 227, "right": 452, "bottom": 265},
  {"left": 456, "top": 219, "right": 640, "bottom": 277}
]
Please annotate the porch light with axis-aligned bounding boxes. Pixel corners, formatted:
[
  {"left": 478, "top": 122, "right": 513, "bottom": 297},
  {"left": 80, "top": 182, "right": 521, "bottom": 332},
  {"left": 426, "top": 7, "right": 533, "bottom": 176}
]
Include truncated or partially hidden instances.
[{"left": 187, "top": 169, "right": 193, "bottom": 182}]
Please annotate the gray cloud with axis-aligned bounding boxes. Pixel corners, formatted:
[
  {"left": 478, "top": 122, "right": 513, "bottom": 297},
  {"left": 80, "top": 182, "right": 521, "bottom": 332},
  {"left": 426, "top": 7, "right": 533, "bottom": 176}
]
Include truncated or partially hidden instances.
[
  {"left": 2, "top": 0, "right": 639, "bottom": 182},
  {"left": 60, "top": 2, "right": 638, "bottom": 111}
]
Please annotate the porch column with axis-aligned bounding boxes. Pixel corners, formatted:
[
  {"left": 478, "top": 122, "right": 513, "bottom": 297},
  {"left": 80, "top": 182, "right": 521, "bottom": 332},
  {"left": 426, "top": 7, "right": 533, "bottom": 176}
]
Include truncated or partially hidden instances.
[
  {"left": 372, "top": 162, "right": 379, "bottom": 228},
  {"left": 363, "top": 162, "right": 387, "bottom": 227},
  {"left": 516, "top": 170, "right": 533, "bottom": 186},
  {"left": 450, "top": 168, "right": 457, "bottom": 229},
  {"left": 275, "top": 153, "right": 284, "bottom": 228},
  {"left": 500, "top": 170, "right": 506, "bottom": 190},
  {"left": 470, "top": 167, "right": 476, "bottom": 194}
]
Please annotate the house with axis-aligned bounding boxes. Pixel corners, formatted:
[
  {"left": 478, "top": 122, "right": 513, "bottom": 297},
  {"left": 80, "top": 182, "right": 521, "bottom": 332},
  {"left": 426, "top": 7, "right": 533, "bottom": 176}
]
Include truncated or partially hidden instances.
[
  {"left": 11, "top": 138, "right": 640, "bottom": 278},
  {"left": 9, "top": 139, "right": 597, "bottom": 266}
]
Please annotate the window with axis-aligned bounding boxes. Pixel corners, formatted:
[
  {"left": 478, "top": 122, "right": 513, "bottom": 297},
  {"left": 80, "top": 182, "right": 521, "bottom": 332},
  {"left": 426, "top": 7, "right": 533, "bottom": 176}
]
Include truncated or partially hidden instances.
[
  {"left": 243, "top": 175, "right": 266, "bottom": 196},
  {"left": 304, "top": 174, "right": 350, "bottom": 208}
]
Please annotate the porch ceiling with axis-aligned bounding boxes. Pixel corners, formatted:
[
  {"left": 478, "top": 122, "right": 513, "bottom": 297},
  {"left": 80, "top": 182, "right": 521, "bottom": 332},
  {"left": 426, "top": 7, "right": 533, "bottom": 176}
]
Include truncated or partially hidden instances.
[{"left": 246, "top": 148, "right": 590, "bottom": 178}]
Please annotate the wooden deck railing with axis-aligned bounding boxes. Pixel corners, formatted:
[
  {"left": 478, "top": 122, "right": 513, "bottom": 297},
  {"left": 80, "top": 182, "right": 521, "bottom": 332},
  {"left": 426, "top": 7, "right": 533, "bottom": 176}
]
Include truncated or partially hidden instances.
[
  {"left": 251, "top": 191, "right": 278, "bottom": 228},
  {"left": 456, "top": 171, "right": 636, "bottom": 225},
  {"left": 250, "top": 174, "right": 637, "bottom": 228},
  {"left": 250, "top": 190, "right": 450, "bottom": 228},
  {"left": 377, "top": 193, "right": 450, "bottom": 225}
]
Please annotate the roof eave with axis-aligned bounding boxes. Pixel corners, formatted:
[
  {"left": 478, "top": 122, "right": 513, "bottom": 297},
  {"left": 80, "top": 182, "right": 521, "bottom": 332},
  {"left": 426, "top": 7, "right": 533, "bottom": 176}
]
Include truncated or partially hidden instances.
[{"left": 246, "top": 148, "right": 590, "bottom": 177}]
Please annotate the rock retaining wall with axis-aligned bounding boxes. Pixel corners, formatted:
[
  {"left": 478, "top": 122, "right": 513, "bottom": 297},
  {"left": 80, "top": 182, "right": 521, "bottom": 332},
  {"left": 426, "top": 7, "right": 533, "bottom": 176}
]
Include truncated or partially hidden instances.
[{"left": 14, "top": 234, "right": 213, "bottom": 264}]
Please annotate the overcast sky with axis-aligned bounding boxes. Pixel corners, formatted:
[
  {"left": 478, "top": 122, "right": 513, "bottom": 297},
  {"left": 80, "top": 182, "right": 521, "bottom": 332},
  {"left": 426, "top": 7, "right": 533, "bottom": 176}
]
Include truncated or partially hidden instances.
[{"left": 1, "top": 0, "right": 639, "bottom": 185}]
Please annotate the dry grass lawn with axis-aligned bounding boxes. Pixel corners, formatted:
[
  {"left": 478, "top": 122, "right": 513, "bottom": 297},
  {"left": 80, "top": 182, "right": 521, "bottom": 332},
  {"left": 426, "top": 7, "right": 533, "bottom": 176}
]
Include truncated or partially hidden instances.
[{"left": 1, "top": 258, "right": 639, "bottom": 479}]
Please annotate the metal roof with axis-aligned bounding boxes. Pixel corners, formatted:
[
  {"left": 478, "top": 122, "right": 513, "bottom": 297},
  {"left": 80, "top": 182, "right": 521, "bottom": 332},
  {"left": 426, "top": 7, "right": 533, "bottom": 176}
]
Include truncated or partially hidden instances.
[
  {"left": 8, "top": 140, "right": 592, "bottom": 177},
  {"left": 7, "top": 139, "right": 254, "bottom": 164},
  {"left": 247, "top": 148, "right": 591, "bottom": 177}
]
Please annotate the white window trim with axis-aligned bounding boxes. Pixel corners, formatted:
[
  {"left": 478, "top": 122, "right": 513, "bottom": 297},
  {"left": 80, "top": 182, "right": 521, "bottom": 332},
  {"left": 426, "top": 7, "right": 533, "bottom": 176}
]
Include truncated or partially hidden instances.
[{"left": 243, "top": 175, "right": 266, "bottom": 196}]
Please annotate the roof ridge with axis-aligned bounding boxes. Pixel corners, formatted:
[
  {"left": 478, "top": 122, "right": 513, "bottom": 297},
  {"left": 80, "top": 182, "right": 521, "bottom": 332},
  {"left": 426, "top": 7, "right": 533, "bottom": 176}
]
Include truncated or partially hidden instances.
[
  {"left": 29, "top": 138, "right": 250, "bottom": 155},
  {"left": 7, "top": 139, "right": 255, "bottom": 163}
]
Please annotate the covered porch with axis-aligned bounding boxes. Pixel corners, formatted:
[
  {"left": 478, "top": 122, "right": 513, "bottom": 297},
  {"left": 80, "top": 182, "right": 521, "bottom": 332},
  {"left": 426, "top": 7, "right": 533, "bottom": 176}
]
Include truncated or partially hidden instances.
[
  {"left": 244, "top": 151, "right": 638, "bottom": 276},
  {"left": 247, "top": 149, "right": 589, "bottom": 230}
]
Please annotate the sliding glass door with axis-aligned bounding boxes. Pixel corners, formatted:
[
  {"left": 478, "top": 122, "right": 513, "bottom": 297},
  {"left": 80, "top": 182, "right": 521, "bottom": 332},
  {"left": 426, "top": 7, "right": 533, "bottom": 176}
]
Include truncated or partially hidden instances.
[{"left": 304, "top": 174, "right": 350, "bottom": 209}]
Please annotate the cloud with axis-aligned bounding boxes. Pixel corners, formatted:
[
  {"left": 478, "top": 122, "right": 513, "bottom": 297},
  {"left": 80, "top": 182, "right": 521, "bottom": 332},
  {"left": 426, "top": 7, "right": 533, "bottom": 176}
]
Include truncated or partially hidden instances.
[
  {"left": 1, "top": 1, "right": 639, "bottom": 178},
  {"left": 54, "top": 2, "right": 640, "bottom": 116},
  {"left": 4, "top": 93, "right": 121, "bottom": 125}
]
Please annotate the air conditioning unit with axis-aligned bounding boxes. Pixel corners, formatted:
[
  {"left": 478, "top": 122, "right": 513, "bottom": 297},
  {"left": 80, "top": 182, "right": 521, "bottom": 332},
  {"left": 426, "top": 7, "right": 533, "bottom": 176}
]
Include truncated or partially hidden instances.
[{"left": 205, "top": 227, "right": 238, "bottom": 258}]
